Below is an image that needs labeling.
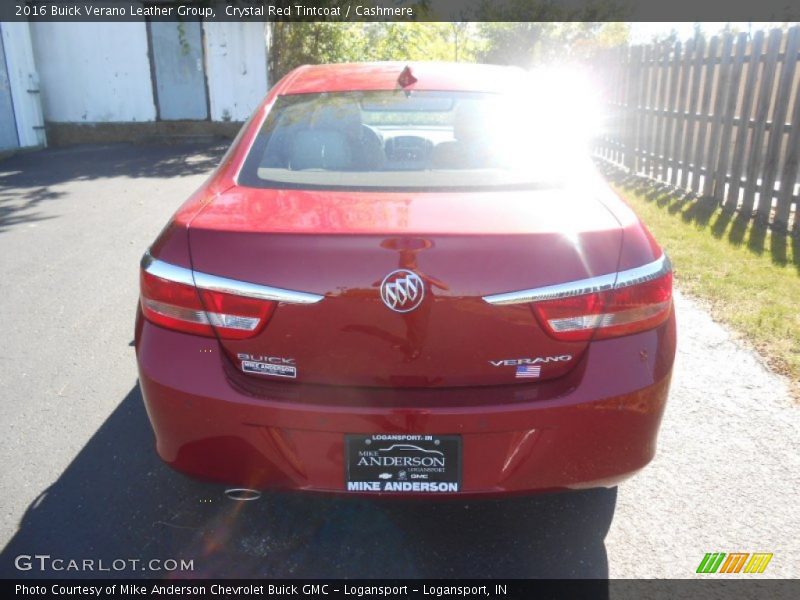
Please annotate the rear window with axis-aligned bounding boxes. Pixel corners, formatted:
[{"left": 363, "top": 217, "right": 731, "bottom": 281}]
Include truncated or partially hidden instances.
[{"left": 238, "top": 90, "right": 576, "bottom": 191}]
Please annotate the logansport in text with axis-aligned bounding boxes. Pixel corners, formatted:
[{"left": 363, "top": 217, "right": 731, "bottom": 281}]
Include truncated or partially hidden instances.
[{"left": 343, "top": 585, "right": 494, "bottom": 597}]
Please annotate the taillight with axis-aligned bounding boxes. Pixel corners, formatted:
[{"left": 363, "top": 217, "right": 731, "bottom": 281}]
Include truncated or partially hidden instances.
[
  {"left": 531, "top": 271, "right": 672, "bottom": 341},
  {"left": 141, "top": 269, "right": 215, "bottom": 337},
  {"left": 197, "top": 287, "right": 275, "bottom": 340},
  {"left": 140, "top": 261, "right": 275, "bottom": 339}
]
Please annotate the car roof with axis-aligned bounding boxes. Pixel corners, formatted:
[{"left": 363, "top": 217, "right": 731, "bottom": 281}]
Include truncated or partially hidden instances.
[{"left": 278, "top": 61, "right": 528, "bottom": 95}]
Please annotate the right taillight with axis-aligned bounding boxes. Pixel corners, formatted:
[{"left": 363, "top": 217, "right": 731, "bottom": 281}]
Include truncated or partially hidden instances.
[
  {"left": 140, "top": 258, "right": 275, "bottom": 339},
  {"left": 531, "top": 271, "right": 673, "bottom": 342}
]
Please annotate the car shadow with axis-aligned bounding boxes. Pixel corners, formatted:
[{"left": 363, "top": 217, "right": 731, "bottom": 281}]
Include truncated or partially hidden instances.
[{"left": 0, "top": 384, "right": 616, "bottom": 584}]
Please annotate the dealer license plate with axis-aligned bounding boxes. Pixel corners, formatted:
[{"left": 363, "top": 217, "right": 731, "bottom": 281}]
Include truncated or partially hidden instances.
[{"left": 345, "top": 434, "right": 461, "bottom": 493}]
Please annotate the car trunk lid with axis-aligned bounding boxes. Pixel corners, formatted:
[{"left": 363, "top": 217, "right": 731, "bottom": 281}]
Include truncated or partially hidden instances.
[{"left": 187, "top": 185, "right": 622, "bottom": 387}]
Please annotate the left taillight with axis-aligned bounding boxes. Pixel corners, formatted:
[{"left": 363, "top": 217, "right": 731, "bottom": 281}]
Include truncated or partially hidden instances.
[
  {"left": 531, "top": 270, "right": 672, "bottom": 341},
  {"left": 140, "top": 256, "right": 275, "bottom": 340},
  {"left": 522, "top": 253, "right": 673, "bottom": 342}
]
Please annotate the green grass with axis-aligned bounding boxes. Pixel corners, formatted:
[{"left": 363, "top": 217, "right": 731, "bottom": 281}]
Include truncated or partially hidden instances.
[{"left": 608, "top": 174, "right": 800, "bottom": 393}]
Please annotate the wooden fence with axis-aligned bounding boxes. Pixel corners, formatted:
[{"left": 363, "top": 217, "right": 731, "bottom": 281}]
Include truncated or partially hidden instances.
[{"left": 592, "top": 26, "right": 800, "bottom": 231}]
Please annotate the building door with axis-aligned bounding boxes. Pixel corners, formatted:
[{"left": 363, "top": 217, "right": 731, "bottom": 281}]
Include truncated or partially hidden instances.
[
  {"left": 149, "top": 21, "right": 208, "bottom": 120},
  {"left": 0, "top": 34, "right": 20, "bottom": 150}
]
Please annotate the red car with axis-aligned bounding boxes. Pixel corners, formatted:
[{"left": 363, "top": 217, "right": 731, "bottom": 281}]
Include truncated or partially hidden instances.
[{"left": 135, "top": 62, "right": 675, "bottom": 496}]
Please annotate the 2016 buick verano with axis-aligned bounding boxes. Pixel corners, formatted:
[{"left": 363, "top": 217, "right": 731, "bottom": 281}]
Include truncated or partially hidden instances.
[{"left": 135, "top": 62, "right": 676, "bottom": 495}]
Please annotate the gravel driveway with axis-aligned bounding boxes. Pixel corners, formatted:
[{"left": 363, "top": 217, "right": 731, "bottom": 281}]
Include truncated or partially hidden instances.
[{"left": 0, "top": 143, "right": 796, "bottom": 579}]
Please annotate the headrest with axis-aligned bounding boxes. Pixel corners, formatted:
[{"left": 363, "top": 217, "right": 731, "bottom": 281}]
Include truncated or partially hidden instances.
[
  {"left": 288, "top": 130, "right": 352, "bottom": 170},
  {"left": 310, "top": 99, "right": 362, "bottom": 136}
]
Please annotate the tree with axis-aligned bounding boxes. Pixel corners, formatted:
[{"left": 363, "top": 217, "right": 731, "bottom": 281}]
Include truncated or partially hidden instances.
[
  {"left": 269, "top": 23, "right": 365, "bottom": 84},
  {"left": 266, "top": 0, "right": 631, "bottom": 83},
  {"left": 478, "top": 22, "right": 629, "bottom": 66},
  {"left": 268, "top": 22, "right": 482, "bottom": 83}
]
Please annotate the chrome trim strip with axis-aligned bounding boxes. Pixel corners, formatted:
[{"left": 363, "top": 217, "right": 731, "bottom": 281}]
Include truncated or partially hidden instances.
[
  {"left": 192, "top": 270, "right": 324, "bottom": 304},
  {"left": 613, "top": 254, "right": 672, "bottom": 290},
  {"left": 483, "top": 272, "right": 617, "bottom": 305},
  {"left": 140, "top": 252, "right": 195, "bottom": 287},
  {"left": 141, "top": 252, "right": 324, "bottom": 305},
  {"left": 482, "top": 254, "right": 671, "bottom": 306}
]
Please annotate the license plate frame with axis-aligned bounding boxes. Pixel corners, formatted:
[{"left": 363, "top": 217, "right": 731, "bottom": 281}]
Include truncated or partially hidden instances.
[{"left": 345, "top": 434, "right": 462, "bottom": 493}]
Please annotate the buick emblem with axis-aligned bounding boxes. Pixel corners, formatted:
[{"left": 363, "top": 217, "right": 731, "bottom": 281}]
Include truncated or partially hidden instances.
[{"left": 380, "top": 269, "right": 425, "bottom": 313}]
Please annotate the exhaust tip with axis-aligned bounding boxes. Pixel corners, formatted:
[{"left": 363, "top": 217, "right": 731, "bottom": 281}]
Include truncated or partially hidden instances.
[{"left": 224, "top": 488, "right": 262, "bottom": 502}]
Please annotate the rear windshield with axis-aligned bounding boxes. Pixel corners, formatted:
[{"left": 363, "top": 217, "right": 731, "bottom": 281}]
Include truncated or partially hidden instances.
[{"left": 238, "top": 90, "right": 575, "bottom": 191}]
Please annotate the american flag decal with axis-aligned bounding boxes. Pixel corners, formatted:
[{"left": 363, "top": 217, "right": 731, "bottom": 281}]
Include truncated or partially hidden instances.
[{"left": 515, "top": 365, "right": 542, "bottom": 378}]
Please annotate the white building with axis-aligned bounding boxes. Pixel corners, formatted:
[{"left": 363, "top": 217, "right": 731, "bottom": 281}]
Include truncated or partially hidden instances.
[{"left": 0, "top": 21, "right": 270, "bottom": 151}]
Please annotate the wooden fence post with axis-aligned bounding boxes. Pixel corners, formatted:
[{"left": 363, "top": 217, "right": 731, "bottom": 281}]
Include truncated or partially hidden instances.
[
  {"left": 670, "top": 38, "right": 695, "bottom": 187},
  {"left": 691, "top": 36, "right": 718, "bottom": 195},
  {"left": 625, "top": 46, "right": 642, "bottom": 171},
  {"left": 680, "top": 35, "right": 706, "bottom": 190},
  {"left": 726, "top": 30, "right": 765, "bottom": 209},
  {"left": 663, "top": 41, "right": 683, "bottom": 182},
  {"left": 759, "top": 26, "right": 800, "bottom": 223},
  {"left": 775, "top": 41, "right": 800, "bottom": 229},
  {"left": 613, "top": 46, "right": 626, "bottom": 164},
  {"left": 708, "top": 32, "right": 743, "bottom": 201},
  {"left": 741, "top": 28, "right": 782, "bottom": 217},
  {"left": 652, "top": 43, "right": 672, "bottom": 179}
]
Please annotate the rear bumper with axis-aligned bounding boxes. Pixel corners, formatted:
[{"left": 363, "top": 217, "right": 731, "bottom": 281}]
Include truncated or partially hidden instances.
[{"left": 135, "top": 310, "right": 675, "bottom": 495}]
